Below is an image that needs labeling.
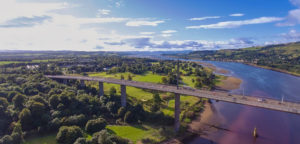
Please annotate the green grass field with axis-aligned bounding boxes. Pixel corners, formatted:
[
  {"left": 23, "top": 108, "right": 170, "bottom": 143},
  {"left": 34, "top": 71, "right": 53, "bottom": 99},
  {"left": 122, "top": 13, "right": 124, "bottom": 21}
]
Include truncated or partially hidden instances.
[
  {"left": 106, "top": 124, "right": 169, "bottom": 143},
  {"left": 23, "top": 134, "right": 56, "bottom": 144},
  {"left": 0, "top": 61, "right": 21, "bottom": 65},
  {"left": 88, "top": 71, "right": 202, "bottom": 114}
]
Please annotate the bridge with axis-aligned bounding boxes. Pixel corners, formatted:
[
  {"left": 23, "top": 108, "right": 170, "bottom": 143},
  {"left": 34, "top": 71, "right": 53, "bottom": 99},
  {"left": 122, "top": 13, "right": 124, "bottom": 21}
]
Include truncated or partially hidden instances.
[{"left": 46, "top": 75, "right": 300, "bottom": 132}]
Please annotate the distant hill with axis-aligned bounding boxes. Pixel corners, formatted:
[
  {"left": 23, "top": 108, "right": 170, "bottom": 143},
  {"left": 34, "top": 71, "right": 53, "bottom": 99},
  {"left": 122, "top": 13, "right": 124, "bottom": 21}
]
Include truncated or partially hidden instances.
[{"left": 169, "top": 42, "right": 300, "bottom": 76}]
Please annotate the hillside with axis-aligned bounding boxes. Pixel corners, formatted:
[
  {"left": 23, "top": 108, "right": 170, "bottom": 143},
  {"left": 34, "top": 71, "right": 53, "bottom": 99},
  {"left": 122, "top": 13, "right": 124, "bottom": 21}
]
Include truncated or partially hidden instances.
[{"left": 170, "top": 42, "right": 300, "bottom": 76}]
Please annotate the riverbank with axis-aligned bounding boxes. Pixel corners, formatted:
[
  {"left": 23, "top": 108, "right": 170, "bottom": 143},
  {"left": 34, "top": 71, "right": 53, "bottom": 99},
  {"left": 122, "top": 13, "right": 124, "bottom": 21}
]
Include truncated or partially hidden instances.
[
  {"left": 162, "top": 61, "right": 243, "bottom": 144},
  {"left": 190, "top": 57, "right": 300, "bottom": 77},
  {"left": 244, "top": 63, "right": 300, "bottom": 77},
  {"left": 195, "top": 61, "right": 229, "bottom": 75},
  {"left": 195, "top": 61, "right": 242, "bottom": 91}
]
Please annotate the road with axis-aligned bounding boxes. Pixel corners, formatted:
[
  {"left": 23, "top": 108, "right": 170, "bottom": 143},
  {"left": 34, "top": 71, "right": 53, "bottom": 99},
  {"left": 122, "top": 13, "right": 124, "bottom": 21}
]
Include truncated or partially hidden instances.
[{"left": 45, "top": 75, "right": 300, "bottom": 115}]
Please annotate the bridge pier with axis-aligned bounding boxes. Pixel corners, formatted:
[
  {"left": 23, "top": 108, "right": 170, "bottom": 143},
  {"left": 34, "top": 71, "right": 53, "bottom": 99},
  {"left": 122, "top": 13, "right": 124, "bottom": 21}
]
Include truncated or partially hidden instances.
[
  {"left": 99, "top": 82, "right": 104, "bottom": 97},
  {"left": 121, "top": 85, "right": 126, "bottom": 107},
  {"left": 80, "top": 80, "right": 85, "bottom": 87},
  {"left": 174, "top": 93, "right": 180, "bottom": 132}
]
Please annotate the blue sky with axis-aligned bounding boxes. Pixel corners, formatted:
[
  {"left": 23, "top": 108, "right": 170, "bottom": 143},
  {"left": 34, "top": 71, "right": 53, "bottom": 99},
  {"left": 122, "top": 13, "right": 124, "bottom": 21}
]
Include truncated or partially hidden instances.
[{"left": 0, "top": 0, "right": 300, "bottom": 51}]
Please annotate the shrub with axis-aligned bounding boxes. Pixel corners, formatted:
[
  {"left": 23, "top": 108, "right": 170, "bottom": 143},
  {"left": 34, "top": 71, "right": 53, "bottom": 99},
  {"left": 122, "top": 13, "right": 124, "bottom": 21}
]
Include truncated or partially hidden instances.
[
  {"left": 0, "top": 135, "right": 13, "bottom": 144},
  {"left": 91, "top": 130, "right": 129, "bottom": 144},
  {"left": 56, "top": 126, "right": 83, "bottom": 144},
  {"left": 19, "top": 108, "right": 33, "bottom": 131},
  {"left": 124, "top": 111, "right": 136, "bottom": 123},
  {"left": 74, "top": 137, "right": 87, "bottom": 144},
  {"left": 185, "top": 111, "right": 195, "bottom": 119},
  {"left": 61, "top": 114, "right": 86, "bottom": 127},
  {"left": 12, "top": 94, "right": 25, "bottom": 110},
  {"left": 150, "top": 104, "right": 160, "bottom": 112},
  {"left": 109, "top": 87, "right": 116, "bottom": 96},
  {"left": 85, "top": 118, "right": 107, "bottom": 134},
  {"left": 0, "top": 97, "right": 8, "bottom": 109},
  {"left": 117, "top": 107, "right": 126, "bottom": 118},
  {"left": 49, "top": 95, "right": 60, "bottom": 109}
]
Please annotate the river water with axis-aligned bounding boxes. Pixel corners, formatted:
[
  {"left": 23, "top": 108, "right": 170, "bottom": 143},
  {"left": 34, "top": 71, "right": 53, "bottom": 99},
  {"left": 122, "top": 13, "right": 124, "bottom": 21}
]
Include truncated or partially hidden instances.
[{"left": 188, "top": 61, "right": 300, "bottom": 144}]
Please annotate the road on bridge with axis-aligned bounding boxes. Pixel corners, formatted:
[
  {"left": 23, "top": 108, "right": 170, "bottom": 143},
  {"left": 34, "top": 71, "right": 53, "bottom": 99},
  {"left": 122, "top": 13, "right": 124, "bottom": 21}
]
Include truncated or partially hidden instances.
[{"left": 46, "top": 75, "right": 300, "bottom": 115}]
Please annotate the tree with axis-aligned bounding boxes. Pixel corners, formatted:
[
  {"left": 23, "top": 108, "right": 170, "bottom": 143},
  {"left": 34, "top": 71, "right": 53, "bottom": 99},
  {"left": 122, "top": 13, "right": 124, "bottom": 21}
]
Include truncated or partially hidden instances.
[
  {"left": 117, "top": 107, "right": 126, "bottom": 118},
  {"left": 92, "top": 130, "right": 129, "bottom": 144},
  {"left": 10, "top": 123, "right": 23, "bottom": 144},
  {"left": 56, "top": 126, "right": 83, "bottom": 144},
  {"left": 127, "top": 74, "right": 132, "bottom": 81},
  {"left": 49, "top": 95, "right": 60, "bottom": 109},
  {"left": 150, "top": 104, "right": 160, "bottom": 112},
  {"left": 74, "top": 137, "right": 87, "bottom": 144},
  {"left": 12, "top": 94, "right": 25, "bottom": 110},
  {"left": 85, "top": 118, "right": 107, "bottom": 134},
  {"left": 124, "top": 111, "right": 135, "bottom": 123},
  {"left": 161, "top": 77, "right": 168, "bottom": 84},
  {"left": 19, "top": 108, "right": 33, "bottom": 131},
  {"left": 109, "top": 87, "right": 117, "bottom": 97},
  {"left": 0, "top": 135, "right": 13, "bottom": 144},
  {"left": 153, "top": 93, "right": 162, "bottom": 105},
  {"left": 150, "top": 93, "right": 162, "bottom": 112},
  {"left": 194, "top": 77, "right": 203, "bottom": 89},
  {"left": 62, "top": 114, "right": 86, "bottom": 127},
  {"left": 0, "top": 97, "right": 8, "bottom": 109}
]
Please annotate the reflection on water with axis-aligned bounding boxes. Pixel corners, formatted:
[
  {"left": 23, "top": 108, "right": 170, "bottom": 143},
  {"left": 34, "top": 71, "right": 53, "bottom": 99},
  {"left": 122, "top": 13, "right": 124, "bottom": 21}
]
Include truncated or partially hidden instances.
[{"left": 188, "top": 61, "right": 300, "bottom": 144}]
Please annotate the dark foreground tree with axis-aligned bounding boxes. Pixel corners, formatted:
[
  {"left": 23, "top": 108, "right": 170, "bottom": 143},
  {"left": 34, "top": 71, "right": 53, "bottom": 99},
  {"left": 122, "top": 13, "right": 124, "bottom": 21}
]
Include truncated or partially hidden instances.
[
  {"left": 85, "top": 118, "right": 107, "bottom": 134},
  {"left": 93, "top": 130, "right": 129, "bottom": 144},
  {"left": 56, "top": 126, "right": 83, "bottom": 144}
]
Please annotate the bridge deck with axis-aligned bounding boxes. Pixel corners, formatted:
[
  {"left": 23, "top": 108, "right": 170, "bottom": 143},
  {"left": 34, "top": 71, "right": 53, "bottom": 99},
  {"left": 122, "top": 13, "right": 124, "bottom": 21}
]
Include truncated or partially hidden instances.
[{"left": 46, "top": 75, "right": 300, "bottom": 115}]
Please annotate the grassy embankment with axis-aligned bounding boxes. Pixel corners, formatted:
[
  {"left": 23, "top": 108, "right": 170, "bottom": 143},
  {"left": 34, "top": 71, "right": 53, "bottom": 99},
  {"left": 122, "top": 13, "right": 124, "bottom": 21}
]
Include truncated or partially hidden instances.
[{"left": 86, "top": 71, "right": 204, "bottom": 143}]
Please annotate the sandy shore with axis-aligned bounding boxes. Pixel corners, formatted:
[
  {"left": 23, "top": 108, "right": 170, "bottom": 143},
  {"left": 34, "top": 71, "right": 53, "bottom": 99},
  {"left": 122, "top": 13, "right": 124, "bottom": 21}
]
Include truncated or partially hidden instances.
[
  {"left": 184, "top": 102, "right": 227, "bottom": 144},
  {"left": 196, "top": 61, "right": 242, "bottom": 91}
]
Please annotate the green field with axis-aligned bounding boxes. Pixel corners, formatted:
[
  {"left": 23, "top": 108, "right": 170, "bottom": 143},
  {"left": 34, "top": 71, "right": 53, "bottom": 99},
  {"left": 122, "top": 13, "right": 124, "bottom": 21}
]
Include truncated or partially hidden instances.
[
  {"left": 107, "top": 125, "right": 167, "bottom": 143},
  {"left": 0, "top": 61, "right": 21, "bottom": 65},
  {"left": 31, "top": 59, "right": 63, "bottom": 63},
  {"left": 88, "top": 71, "right": 202, "bottom": 114},
  {"left": 23, "top": 134, "right": 56, "bottom": 144}
]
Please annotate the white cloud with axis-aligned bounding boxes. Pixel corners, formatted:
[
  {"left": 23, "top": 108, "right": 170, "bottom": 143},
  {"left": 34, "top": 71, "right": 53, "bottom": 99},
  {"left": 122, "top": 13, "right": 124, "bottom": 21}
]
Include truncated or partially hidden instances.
[
  {"left": 189, "top": 16, "right": 220, "bottom": 21},
  {"left": 0, "top": 0, "right": 67, "bottom": 23},
  {"left": 161, "top": 34, "right": 172, "bottom": 37},
  {"left": 281, "top": 29, "right": 300, "bottom": 40},
  {"left": 229, "top": 13, "right": 244, "bottom": 17},
  {"left": 114, "top": 37, "right": 256, "bottom": 51},
  {"left": 126, "top": 20, "right": 164, "bottom": 27},
  {"left": 186, "top": 17, "right": 283, "bottom": 29},
  {"left": 290, "top": 0, "right": 300, "bottom": 7},
  {"left": 140, "top": 32, "right": 155, "bottom": 35},
  {"left": 97, "top": 9, "right": 111, "bottom": 17},
  {"left": 161, "top": 30, "right": 177, "bottom": 34},
  {"left": 0, "top": 0, "right": 137, "bottom": 51},
  {"left": 115, "top": 1, "right": 122, "bottom": 8},
  {"left": 277, "top": 0, "right": 300, "bottom": 26}
]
